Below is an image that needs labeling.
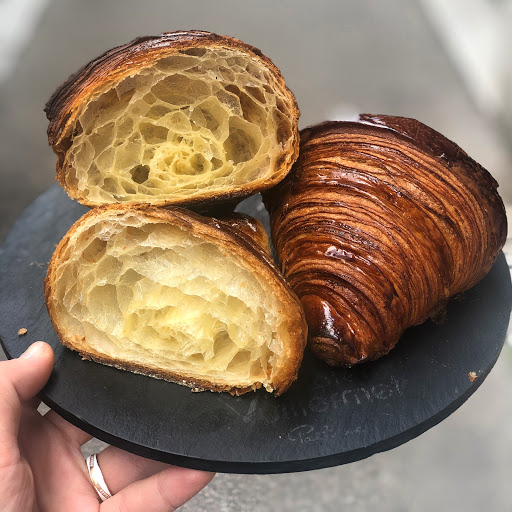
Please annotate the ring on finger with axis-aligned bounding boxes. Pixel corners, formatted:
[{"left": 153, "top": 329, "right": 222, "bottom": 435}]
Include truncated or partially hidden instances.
[{"left": 86, "top": 453, "right": 113, "bottom": 502}]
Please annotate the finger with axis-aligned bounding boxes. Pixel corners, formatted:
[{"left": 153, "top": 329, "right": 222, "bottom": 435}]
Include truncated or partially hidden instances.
[
  {"left": 102, "top": 466, "right": 214, "bottom": 512},
  {"left": 43, "top": 410, "right": 93, "bottom": 446},
  {"left": 19, "top": 409, "right": 102, "bottom": 512},
  {"left": 0, "top": 342, "right": 54, "bottom": 443},
  {"left": 98, "top": 446, "right": 169, "bottom": 494}
]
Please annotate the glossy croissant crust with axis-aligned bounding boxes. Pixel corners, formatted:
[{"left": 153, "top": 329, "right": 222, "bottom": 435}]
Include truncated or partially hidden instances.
[
  {"left": 264, "top": 114, "right": 507, "bottom": 366},
  {"left": 45, "top": 30, "right": 299, "bottom": 208},
  {"left": 44, "top": 205, "right": 307, "bottom": 395}
]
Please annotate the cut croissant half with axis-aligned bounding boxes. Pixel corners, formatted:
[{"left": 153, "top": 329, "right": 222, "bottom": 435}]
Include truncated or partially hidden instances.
[
  {"left": 264, "top": 115, "right": 507, "bottom": 367},
  {"left": 44, "top": 205, "right": 307, "bottom": 395},
  {"left": 45, "top": 30, "right": 300, "bottom": 208}
]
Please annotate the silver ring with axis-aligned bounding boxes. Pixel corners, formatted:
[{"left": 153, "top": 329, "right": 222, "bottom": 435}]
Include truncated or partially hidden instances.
[{"left": 85, "top": 453, "right": 113, "bottom": 502}]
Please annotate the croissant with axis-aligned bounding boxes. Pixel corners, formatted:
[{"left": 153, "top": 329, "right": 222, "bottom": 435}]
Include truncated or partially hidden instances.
[
  {"left": 264, "top": 114, "right": 507, "bottom": 366},
  {"left": 45, "top": 30, "right": 299, "bottom": 208},
  {"left": 44, "top": 205, "right": 307, "bottom": 395}
]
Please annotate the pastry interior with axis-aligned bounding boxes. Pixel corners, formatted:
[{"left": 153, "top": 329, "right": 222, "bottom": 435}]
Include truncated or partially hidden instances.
[
  {"left": 46, "top": 208, "right": 304, "bottom": 393},
  {"left": 60, "top": 47, "right": 296, "bottom": 205}
]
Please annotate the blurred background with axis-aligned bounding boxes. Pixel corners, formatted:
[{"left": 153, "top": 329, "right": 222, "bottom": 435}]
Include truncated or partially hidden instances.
[{"left": 0, "top": 0, "right": 511, "bottom": 510}]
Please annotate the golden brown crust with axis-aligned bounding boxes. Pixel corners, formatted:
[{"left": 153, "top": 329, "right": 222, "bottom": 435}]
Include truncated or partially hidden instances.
[
  {"left": 264, "top": 114, "right": 507, "bottom": 367},
  {"left": 217, "top": 213, "right": 272, "bottom": 256},
  {"left": 62, "top": 340, "right": 264, "bottom": 396},
  {"left": 45, "top": 204, "right": 307, "bottom": 395},
  {"left": 45, "top": 30, "right": 300, "bottom": 208}
]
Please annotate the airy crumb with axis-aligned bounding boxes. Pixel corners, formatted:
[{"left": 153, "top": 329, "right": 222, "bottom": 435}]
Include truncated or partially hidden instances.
[
  {"left": 468, "top": 371, "right": 478, "bottom": 382},
  {"left": 18, "top": 328, "right": 28, "bottom": 336}
]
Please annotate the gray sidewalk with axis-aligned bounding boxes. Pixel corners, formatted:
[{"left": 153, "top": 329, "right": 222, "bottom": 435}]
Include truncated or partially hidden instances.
[{"left": 1, "top": 1, "right": 511, "bottom": 510}]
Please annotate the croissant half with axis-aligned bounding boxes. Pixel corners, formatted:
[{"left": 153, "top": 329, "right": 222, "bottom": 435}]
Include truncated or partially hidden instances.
[
  {"left": 264, "top": 114, "right": 507, "bottom": 366},
  {"left": 45, "top": 30, "right": 299, "bottom": 208},
  {"left": 45, "top": 205, "right": 307, "bottom": 395}
]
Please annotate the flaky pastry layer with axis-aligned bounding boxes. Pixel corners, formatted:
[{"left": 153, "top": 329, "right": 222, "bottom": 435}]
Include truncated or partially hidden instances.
[
  {"left": 45, "top": 205, "right": 306, "bottom": 394},
  {"left": 45, "top": 31, "right": 300, "bottom": 208}
]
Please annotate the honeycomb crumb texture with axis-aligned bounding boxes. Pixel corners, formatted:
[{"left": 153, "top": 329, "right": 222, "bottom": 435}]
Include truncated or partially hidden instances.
[
  {"left": 51, "top": 213, "right": 288, "bottom": 388},
  {"left": 65, "top": 48, "right": 294, "bottom": 203}
]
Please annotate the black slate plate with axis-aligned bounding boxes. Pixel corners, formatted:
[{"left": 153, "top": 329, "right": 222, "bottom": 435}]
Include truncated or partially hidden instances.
[{"left": 1, "top": 185, "right": 511, "bottom": 474}]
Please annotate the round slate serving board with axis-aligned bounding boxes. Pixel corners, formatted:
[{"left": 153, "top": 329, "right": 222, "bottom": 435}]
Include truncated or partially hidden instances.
[{"left": 1, "top": 185, "right": 511, "bottom": 474}]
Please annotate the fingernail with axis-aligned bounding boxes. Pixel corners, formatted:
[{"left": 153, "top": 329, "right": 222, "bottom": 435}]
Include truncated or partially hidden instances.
[{"left": 20, "top": 341, "right": 46, "bottom": 359}]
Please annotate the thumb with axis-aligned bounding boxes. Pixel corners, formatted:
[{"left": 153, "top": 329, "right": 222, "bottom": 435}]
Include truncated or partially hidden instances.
[{"left": 0, "top": 342, "right": 54, "bottom": 443}]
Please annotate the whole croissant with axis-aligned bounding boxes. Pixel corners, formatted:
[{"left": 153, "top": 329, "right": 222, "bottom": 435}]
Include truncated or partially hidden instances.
[{"left": 264, "top": 114, "right": 507, "bottom": 366}]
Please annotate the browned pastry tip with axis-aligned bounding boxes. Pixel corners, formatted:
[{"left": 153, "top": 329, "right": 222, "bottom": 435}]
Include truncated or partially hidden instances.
[
  {"left": 218, "top": 213, "right": 272, "bottom": 256},
  {"left": 45, "top": 30, "right": 300, "bottom": 208},
  {"left": 264, "top": 114, "right": 507, "bottom": 366}
]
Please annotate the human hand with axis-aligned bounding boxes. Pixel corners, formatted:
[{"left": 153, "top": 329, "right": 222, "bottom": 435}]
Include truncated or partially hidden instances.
[{"left": 0, "top": 341, "right": 214, "bottom": 512}]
